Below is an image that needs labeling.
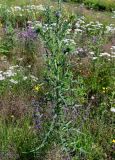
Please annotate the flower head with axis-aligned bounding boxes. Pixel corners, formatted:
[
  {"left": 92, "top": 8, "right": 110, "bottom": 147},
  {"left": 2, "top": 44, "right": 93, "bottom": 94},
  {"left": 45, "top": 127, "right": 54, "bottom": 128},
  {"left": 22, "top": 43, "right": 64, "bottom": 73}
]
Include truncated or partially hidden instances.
[
  {"left": 112, "top": 139, "right": 115, "bottom": 143},
  {"left": 110, "top": 107, "right": 115, "bottom": 113},
  {"left": 34, "top": 85, "right": 41, "bottom": 91},
  {"left": 11, "top": 115, "right": 14, "bottom": 118}
]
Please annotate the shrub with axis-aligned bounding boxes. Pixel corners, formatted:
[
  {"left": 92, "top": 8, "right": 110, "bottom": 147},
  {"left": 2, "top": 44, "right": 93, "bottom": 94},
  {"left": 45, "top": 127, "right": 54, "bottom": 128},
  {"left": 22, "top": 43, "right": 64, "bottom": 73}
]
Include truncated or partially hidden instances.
[{"left": 84, "top": 0, "right": 115, "bottom": 11}]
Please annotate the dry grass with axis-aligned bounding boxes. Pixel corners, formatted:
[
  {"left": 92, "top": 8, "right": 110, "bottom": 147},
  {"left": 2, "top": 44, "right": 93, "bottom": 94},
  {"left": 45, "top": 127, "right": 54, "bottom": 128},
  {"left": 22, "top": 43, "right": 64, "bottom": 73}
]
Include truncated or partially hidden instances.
[{"left": 0, "top": 94, "right": 32, "bottom": 120}]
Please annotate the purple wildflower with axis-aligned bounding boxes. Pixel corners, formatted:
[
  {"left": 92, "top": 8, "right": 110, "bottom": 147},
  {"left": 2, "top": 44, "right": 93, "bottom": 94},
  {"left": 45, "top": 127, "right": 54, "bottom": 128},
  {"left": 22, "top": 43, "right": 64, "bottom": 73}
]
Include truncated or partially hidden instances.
[
  {"left": 55, "top": 11, "right": 61, "bottom": 18},
  {"left": 92, "top": 36, "right": 97, "bottom": 43},
  {"left": 32, "top": 99, "right": 43, "bottom": 130},
  {"left": 18, "top": 26, "right": 37, "bottom": 41}
]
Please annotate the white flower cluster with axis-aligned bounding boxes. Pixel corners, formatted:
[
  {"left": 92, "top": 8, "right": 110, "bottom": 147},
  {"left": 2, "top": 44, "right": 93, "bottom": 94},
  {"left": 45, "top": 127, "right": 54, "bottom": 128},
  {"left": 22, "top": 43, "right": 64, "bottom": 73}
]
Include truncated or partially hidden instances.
[
  {"left": 106, "top": 24, "right": 115, "bottom": 33},
  {"left": 89, "top": 45, "right": 115, "bottom": 60},
  {"left": 63, "top": 38, "right": 76, "bottom": 45},
  {"left": 110, "top": 45, "right": 115, "bottom": 53},
  {"left": 21, "top": 10, "right": 115, "bottom": 37},
  {"left": 66, "top": 17, "right": 105, "bottom": 35},
  {"left": 25, "top": 5, "right": 46, "bottom": 11},
  {"left": 27, "top": 20, "right": 42, "bottom": 29},
  {"left": 0, "top": 65, "right": 18, "bottom": 81},
  {"left": 66, "top": 16, "right": 85, "bottom": 35},
  {"left": 0, "top": 65, "right": 38, "bottom": 84},
  {"left": 66, "top": 16, "right": 115, "bottom": 35},
  {"left": 0, "top": 71, "right": 5, "bottom": 81},
  {"left": 74, "top": 16, "right": 85, "bottom": 34},
  {"left": 99, "top": 46, "right": 115, "bottom": 58},
  {"left": 110, "top": 107, "right": 115, "bottom": 113},
  {"left": 0, "top": 4, "right": 46, "bottom": 16},
  {"left": 10, "top": 6, "right": 22, "bottom": 11},
  {"left": 86, "top": 21, "right": 103, "bottom": 31}
]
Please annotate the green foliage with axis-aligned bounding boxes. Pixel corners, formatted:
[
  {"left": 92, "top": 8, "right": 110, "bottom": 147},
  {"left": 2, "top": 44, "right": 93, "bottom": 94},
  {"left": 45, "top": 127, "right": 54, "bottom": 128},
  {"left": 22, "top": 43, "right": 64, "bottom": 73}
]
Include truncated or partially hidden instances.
[
  {"left": 0, "top": 23, "right": 15, "bottom": 56},
  {"left": 0, "top": 117, "right": 39, "bottom": 160},
  {"left": 62, "top": 0, "right": 83, "bottom": 2},
  {"left": 84, "top": 0, "right": 115, "bottom": 11},
  {"left": 63, "top": 0, "right": 115, "bottom": 11},
  {"left": 85, "top": 57, "right": 114, "bottom": 95}
]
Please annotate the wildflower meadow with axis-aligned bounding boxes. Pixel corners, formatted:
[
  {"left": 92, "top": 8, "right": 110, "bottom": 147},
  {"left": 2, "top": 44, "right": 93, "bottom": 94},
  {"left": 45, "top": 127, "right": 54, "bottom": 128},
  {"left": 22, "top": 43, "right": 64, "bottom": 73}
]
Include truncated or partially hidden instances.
[{"left": 0, "top": 0, "right": 115, "bottom": 160}]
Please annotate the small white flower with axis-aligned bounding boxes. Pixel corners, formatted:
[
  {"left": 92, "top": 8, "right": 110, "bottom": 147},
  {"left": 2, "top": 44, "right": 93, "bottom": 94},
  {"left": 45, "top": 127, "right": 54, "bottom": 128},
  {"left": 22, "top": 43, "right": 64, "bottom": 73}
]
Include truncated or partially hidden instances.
[
  {"left": 27, "top": 65, "right": 31, "bottom": 68},
  {"left": 63, "top": 39, "right": 76, "bottom": 45},
  {"left": 4, "top": 70, "right": 15, "bottom": 77},
  {"left": 110, "top": 107, "right": 115, "bottom": 113},
  {"left": 91, "top": 96, "right": 95, "bottom": 100},
  {"left": 111, "top": 46, "right": 115, "bottom": 52},
  {"left": 92, "top": 57, "right": 97, "bottom": 60},
  {"left": 9, "top": 66, "right": 15, "bottom": 70},
  {"left": 99, "top": 52, "right": 111, "bottom": 57},
  {"left": 74, "top": 29, "right": 83, "bottom": 33},
  {"left": 0, "top": 74, "right": 5, "bottom": 81},
  {"left": 66, "top": 29, "right": 71, "bottom": 34},
  {"left": 30, "top": 75, "right": 38, "bottom": 82},
  {"left": 75, "top": 23, "right": 80, "bottom": 28},
  {"left": 106, "top": 25, "right": 115, "bottom": 33},
  {"left": 14, "top": 6, "right": 22, "bottom": 11},
  {"left": 9, "top": 79, "right": 18, "bottom": 84},
  {"left": 89, "top": 52, "right": 95, "bottom": 55},
  {"left": 51, "top": 23, "right": 56, "bottom": 27},
  {"left": 18, "top": 58, "right": 23, "bottom": 61},
  {"left": 27, "top": 21, "right": 32, "bottom": 24},
  {"left": 23, "top": 76, "right": 28, "bottom": 80}
]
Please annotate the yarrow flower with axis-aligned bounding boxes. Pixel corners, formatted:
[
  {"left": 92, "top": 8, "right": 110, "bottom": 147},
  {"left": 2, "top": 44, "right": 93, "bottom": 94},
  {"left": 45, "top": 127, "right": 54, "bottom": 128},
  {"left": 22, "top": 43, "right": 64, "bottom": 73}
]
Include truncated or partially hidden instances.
[
  {"left": 110, "top": 107, "right": 115, "bottom": 113},
  {"left": 0, "top": 74, "right": 5, "bottom": 80},
  {"left": 9, "top": 79, "right": 18, "bottom": 84},
  {"left": 99, "top": 52, "right": 111, "bottom": 57}
]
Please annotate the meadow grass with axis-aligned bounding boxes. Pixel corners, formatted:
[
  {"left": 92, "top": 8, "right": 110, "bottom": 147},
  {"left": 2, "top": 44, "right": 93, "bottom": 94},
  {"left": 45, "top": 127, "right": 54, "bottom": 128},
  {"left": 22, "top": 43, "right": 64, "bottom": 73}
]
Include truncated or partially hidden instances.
[
  {"left": 64, "top": 0, "right": 115, "bottom": 11},
  {"left": 0, "top": 0, "right": 114, "bottom": 25}
]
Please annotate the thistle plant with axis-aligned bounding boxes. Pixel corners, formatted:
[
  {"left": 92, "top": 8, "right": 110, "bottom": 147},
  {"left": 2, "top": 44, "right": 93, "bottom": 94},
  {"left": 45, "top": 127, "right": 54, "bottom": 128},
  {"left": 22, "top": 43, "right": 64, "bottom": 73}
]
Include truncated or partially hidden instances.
[
  {"left": 23, "top": 4, "right": 81, "bottom": 154},
  {"left": 40, "top": 9, "right": 76, "bottom": 116}
]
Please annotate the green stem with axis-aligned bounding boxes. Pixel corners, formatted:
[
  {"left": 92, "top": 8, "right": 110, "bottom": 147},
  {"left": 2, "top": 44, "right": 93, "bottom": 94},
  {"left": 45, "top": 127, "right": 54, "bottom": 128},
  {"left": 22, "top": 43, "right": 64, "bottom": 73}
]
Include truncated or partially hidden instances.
[{"left": 58, "top": 0, "right": 62, "bottom": 11}]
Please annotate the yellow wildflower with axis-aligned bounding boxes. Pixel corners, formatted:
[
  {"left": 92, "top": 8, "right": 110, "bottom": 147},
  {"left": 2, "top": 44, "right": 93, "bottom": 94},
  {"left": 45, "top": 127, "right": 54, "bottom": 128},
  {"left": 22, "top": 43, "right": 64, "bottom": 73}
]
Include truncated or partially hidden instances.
[
  {"left": 34, "top": 85, "right": 40, "bottom": 91},
  {"left": 102, "top": 87, "right": 107, "bottom": 93},
  {"left": 112, "top": 139, "right": 115, "bottom": 143},
  {"left": 34, "top": 84, "right": 43, "bottom": 92}
]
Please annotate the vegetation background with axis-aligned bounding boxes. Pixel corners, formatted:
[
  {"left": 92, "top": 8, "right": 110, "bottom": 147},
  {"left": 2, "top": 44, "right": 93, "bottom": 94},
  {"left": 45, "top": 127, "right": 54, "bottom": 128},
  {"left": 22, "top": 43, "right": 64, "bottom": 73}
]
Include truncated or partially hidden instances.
[{"left": 0, "top": 0, "right": 115, "bottom": 160}]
